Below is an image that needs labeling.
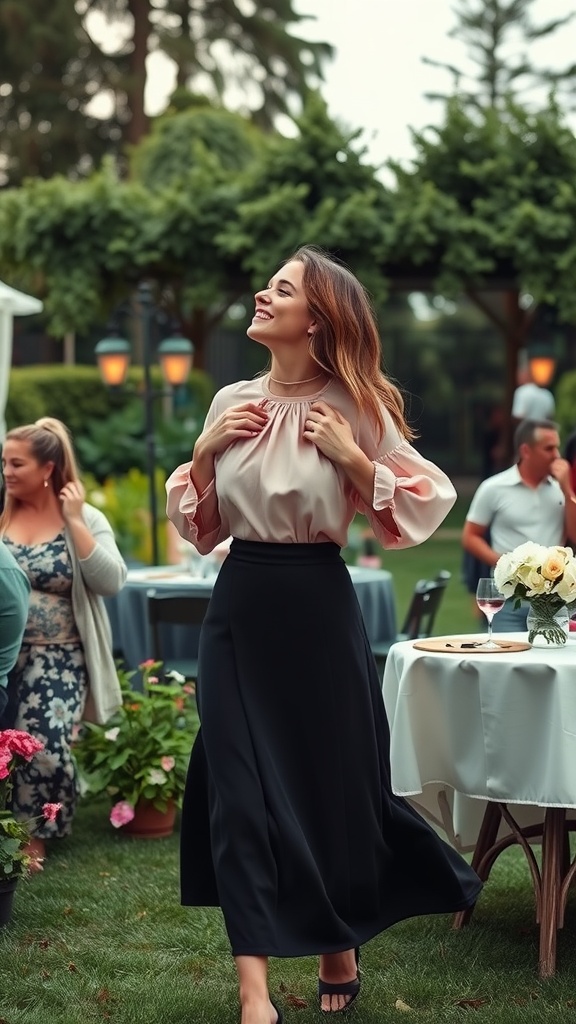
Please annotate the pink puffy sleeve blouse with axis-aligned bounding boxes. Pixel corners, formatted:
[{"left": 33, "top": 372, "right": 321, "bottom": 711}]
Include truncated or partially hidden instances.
[{"left": 165, "top": 376, "right": 456, "bottom": 554}]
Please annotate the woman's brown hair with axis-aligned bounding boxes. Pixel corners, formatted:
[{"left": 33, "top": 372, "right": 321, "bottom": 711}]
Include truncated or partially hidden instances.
[
  {"left": 290, "top": 246, "right": 414, "bottom": 441},
  {"left": 0, "top": 417, "right": 80, "bottom": 533}
]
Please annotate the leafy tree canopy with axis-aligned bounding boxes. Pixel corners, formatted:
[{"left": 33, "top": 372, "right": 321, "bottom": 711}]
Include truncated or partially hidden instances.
[
  {"left": 0, "top": 98, "right": 390, "bottom": 360},
  {"left": 387, "top": 99, "right": 576, "bottom": 321}
]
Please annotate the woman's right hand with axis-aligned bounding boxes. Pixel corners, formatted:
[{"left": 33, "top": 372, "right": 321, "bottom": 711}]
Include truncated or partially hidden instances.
[{"left": 195, "top": 402, "right": 269, "bottom": 459}]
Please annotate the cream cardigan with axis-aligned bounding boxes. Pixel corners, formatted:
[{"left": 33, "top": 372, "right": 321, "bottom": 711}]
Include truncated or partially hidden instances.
[{"left": 65, "top": 504, "right": 127, "bottom": 724}]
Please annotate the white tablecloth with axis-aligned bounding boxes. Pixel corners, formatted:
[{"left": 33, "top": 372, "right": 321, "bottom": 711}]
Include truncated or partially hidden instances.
[{"left": 382, "top": 633, "right": 576, "bottom": 850}]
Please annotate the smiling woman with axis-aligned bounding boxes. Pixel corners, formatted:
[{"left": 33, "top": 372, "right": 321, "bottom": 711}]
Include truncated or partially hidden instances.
[
  {"left": 0, "top": 417, "right": 126, "bottom": 871},
  {"left": 166, "top": 245, "right": 480, "bottom": 1024}
]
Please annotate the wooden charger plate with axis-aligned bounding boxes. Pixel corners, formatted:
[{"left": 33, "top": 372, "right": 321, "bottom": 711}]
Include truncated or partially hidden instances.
[{"left": 413, "top": 637, "right": 532, "bottom": 654}]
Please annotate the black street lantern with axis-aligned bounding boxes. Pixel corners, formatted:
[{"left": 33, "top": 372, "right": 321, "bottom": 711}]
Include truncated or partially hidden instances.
[{"left": 95, "top": 282, "right": 194, "bottom": 565}]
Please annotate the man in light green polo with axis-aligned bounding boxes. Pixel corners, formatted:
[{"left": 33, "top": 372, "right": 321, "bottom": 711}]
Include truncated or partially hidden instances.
[{"left": 0, "top": 539, "right": 30, "bottom": 722}]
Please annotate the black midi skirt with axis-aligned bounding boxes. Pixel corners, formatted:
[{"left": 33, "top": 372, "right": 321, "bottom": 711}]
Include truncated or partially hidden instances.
[{"left": 180, "top": 540, "right": 481, "bottom": 957}]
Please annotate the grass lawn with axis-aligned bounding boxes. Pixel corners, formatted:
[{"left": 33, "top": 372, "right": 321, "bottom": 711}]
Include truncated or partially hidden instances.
[{"left": 2, "top": 799, "right": 576, "bottom": 1023}]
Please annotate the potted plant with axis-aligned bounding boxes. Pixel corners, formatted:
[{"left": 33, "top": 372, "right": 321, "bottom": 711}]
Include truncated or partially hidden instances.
[
  {"left": 0, "top": 729, "right": 63, "bottom": 924},
  {"left": 75, "top": 660, "right": 198, "bottom": 838}
]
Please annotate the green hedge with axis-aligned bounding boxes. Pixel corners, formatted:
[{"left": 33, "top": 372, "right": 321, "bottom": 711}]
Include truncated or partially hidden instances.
[{"left": 6, "top": 365, "right": 214, "bottom": 437}]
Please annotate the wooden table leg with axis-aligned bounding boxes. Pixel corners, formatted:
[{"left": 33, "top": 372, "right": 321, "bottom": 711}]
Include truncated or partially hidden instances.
[
  {"left": 539, "top": 808, "right": 565, "bottom": 979},
  {"left": 453, "top": 801, "right": 503, "bottom": 929}
]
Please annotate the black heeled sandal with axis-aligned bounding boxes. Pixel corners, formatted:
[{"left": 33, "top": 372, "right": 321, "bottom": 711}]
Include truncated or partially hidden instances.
[
  {"left": 318, "top": 948, "right": 360, "bottom": 1014},
  {"left": 271, "top": 997, "right": 284, "bottom": 1024}
]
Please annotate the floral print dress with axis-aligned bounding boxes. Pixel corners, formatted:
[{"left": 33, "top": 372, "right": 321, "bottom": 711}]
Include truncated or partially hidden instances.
[{"left": 5, "top": 534, "right": 88, "bottom": 839}]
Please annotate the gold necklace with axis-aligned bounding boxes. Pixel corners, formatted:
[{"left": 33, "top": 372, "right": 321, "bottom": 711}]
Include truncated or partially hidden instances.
[{"left": 269, "top": 373, "right": 323, "bottom": 385}]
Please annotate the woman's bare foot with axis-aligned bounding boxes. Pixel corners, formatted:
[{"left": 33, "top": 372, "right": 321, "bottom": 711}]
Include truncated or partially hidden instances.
[
  {"left": 318, "top": 949, "right": 359, "bottom": 1012},
  {"left": 23, "top": 836, "right": 46, "bottom": 873}
]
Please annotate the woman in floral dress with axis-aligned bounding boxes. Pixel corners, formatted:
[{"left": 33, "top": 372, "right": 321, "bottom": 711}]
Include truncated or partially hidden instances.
[{"left": 0, "top": 417, "right": 126, "bottom": 869}]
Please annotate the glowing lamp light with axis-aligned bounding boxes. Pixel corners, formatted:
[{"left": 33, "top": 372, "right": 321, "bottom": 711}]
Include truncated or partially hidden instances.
[
  {"left": 157, "top": 336, "right": 194, "bottom": 387},
  {"left": 94, "top": 336, "right": 131, "bottom": 387},
  {"left": 528, "top": 351, "right": 556, "bottom": 388}
]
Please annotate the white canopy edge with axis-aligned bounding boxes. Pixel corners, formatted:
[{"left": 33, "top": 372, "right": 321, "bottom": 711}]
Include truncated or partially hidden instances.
[{"left": 0, "top": 280, "right": 44, "bottom": 442}]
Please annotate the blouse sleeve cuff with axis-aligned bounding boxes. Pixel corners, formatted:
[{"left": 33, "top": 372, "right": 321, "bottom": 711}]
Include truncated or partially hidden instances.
[{"left": 372, "top": 461, "right": 398, "bottom": 510}]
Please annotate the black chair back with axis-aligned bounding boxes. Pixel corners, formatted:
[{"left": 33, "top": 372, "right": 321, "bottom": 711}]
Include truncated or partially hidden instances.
[
  {"left": 146, "top": 590, "right": 211, "bottom": 679},
  {"left": 400, "top": 571, "right": 451, "bottom": 640}
]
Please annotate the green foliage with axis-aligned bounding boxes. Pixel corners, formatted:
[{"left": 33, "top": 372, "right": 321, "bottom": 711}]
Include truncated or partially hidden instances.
[
  {"left": 83, "top": 468, "right": 167, "bottom": 565},
  {"left": 387, "top": 99, "right": 576, "bottom": 320},
  {"left": 74, "top": 661, "right": 199, "bottom": 816},
  {"left": 554, "top": 370, "right": 576, "bottom": 440},
  {"left": 0, "top": 812, "right": 32, "bottom": 882},
  {"left": 130, "top": 104, "right": 262, "bottom": 188},
  {"left": 0, "top": 730, "right": 50, "bottom": 880},
  {"left": 6, "top": 366, "right": 120, "bottom": 438},
  {"left": 6, "top": 365, "right": 213, "bottom": 470},
  {"left": 218, "top": 93, "right": 394, "bottom": 303},
  {"left": 0, "top": 0, "right": 123, "bottom": 186}
]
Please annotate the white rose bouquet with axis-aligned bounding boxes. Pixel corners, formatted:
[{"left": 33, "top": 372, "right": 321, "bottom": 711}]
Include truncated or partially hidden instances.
[{"left": 494, "top": 542, "right": 576, "bottom": 644}]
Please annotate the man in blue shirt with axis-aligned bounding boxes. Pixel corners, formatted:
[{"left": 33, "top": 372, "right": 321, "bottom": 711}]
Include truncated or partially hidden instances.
[{"left": 0, "top": 540, "right": 30, "bottom": 720}]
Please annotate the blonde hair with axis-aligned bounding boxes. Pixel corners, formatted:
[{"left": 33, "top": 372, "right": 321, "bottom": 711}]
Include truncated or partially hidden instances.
[
  {"left": 289, "top": 246, "right": 414, "bottom": 441},
  {"left": 0, "top": 417, "right": 80, "bottom": 533}
]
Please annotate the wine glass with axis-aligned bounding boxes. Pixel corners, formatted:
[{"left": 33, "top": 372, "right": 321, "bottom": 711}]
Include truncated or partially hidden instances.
[{"left": 475, "top": 578, "right": 505, "bottom": 648}]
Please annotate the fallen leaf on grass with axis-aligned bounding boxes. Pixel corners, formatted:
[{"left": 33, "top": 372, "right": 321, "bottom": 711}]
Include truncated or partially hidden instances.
[
  {"left": 395, "top": 998, "right": 412, "bottom": 1011},
  {"left": 285, "top": 994, "right": 308, "bottom": 1008},
  {"left": 39, "top": 939, "right": 49, "bottom": 949},
  {"left": 68, "top": 962, "right": 78, "bottom": 972},
  {"left": 96, "top": 989, "right": 112, "bottom": 1004},
  {"left": 454, "top": 997, "right": 489, "bottom": 1009}
]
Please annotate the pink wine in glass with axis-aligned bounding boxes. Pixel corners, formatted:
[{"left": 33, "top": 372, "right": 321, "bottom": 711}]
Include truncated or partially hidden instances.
[
  {"left": 475, "top": 578, "right": 505, "bottom": 648},
  {"left": 477, "top": 597, "right": 505, "bottom": 615}
]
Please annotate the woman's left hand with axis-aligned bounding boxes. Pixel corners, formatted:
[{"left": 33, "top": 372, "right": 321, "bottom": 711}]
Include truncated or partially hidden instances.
[
  {"left": 59, "top": 480, "right": 86, "bottom": 522},
  {"left": 303, "top": 402, "right": 357, "bottom": 464}
]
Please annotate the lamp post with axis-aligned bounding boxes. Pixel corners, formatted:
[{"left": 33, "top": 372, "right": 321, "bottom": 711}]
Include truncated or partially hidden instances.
[{"left": 95, "top": 282, "right": 194, "bottom": 566}]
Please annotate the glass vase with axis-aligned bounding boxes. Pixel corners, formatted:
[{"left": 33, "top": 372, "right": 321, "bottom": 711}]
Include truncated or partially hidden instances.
[{"left": 526, "top": 599, "right": 569, "bottom": 647}]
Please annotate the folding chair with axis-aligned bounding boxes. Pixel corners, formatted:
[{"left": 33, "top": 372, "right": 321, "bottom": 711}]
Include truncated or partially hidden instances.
[
  {"left": 371, "top": 570, "right": 452, "bottom": 673},
  {"left": 146, "top": 590, "right": 211, "bottom": 681}
]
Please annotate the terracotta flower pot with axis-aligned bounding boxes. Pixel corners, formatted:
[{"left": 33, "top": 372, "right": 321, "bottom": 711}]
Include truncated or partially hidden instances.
[
  {"left": 0, "top": 878, "right": 18, "bottom": 927},
  {"left": 122, "top": 799, "right": 177, "bottom": 839}
]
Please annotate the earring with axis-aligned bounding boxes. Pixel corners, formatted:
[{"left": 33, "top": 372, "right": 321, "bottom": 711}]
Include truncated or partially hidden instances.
[{"left": 44, "top": 480, "right": 49, "bottom": 488}]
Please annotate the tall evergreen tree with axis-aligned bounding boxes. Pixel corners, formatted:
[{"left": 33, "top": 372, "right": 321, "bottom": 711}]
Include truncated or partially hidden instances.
[
  {"left": 423, "top": 0, "right": 576, "bottom": 110},
  {"left": 81, "top": 0, "right": 333, "bottom": 146},
  {"left": 0, "top": 0, "right": 125, "bottom": 186}
]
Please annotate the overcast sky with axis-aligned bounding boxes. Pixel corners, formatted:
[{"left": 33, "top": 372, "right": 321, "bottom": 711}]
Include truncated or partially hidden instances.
[
  {"left": 290, "top": 0, "right": 576, "bottom": 170},
  {"left": 88, "top": 0, "right": 576, "bottom": 170}
]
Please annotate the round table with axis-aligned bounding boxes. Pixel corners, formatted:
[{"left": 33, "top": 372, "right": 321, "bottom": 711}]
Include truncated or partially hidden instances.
[
  {"left": 105, "top": 563, "right": 397, "bottom": 673},
  {"left": 382, "top": 632, "right": 576, "bottom": 978}
]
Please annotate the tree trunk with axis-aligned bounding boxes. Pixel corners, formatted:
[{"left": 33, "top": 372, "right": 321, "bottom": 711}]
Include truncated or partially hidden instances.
[{"left": 126, "top": 0, "right": 150, "bottom": 147}]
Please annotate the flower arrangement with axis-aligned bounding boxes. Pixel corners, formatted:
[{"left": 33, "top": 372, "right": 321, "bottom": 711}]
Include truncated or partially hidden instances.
[
  {"left": 0, "top": 729, "right": 62, "bottom": 882},
  {"left": 494, "top": 542, "right": 576, "bottom": 644},
  {"left": 74, "top": 660, "right": 198, "bottom": 829}
]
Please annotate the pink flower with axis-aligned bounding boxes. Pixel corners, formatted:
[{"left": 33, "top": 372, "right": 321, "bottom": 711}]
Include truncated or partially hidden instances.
[
  {"left": 139, "top": 659, "right": 156, "bottom": 669},
  {"left": 160, "top": 756, "right": 175, "bottom": 772},
  {"left": 148, "top": 676, "right": 159, "bottom": 684},
  {"left": 42, "top": 802, "right": 63, "bottom": 822},
  {"left": 0, "top": 748, "right": 13, "bottom": 779},
  {"left": 0, "top": 729, "right": 44, "bottom": 761},
  {"left": 182, "top": 684, "right": 195, "bottom": 695},
  {"left": 109, "top": 801, "right": 135, "bottom": 828}
]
